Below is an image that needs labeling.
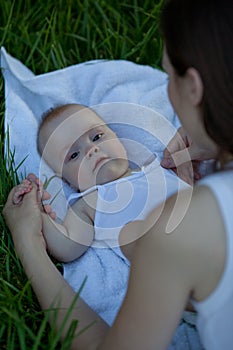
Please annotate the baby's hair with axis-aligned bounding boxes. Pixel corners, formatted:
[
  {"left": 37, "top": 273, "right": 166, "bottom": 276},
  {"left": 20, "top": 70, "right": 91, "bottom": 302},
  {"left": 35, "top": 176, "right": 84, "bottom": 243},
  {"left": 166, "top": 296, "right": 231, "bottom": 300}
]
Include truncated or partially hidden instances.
[{"left": 37, "top": 103, "right": 89, "bottom": 155}]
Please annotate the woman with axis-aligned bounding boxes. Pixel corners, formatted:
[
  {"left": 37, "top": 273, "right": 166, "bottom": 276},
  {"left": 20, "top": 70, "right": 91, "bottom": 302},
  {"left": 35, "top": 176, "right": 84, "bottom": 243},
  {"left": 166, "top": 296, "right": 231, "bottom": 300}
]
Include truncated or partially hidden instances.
[{"left": 3, "top": 0, "right": 233, "bottom": 348}]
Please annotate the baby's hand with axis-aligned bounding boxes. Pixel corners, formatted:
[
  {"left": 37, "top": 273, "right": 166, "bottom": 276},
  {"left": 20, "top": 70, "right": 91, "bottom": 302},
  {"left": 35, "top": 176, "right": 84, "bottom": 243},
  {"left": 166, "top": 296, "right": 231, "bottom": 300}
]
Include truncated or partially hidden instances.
[{"left": 12, "top": 179, "right": 33, "bottom": 204}]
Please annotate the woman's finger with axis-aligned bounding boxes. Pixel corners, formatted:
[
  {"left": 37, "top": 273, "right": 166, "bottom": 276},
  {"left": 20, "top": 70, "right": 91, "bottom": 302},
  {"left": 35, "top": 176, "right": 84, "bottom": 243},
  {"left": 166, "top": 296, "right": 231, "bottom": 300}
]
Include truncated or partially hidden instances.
[
  {"left": 41, "top": 190, "right": 51, "bottom": 201},
  {"left": 43, "top": 204, "right": 56, "bottom": 220}
]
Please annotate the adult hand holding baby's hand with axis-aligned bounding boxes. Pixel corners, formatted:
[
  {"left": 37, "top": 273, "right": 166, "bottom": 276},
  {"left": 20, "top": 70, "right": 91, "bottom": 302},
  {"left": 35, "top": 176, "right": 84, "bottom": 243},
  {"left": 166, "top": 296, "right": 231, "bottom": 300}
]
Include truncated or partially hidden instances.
[{"left": 3, "top": 181, "right": 46, "bottom": 259}]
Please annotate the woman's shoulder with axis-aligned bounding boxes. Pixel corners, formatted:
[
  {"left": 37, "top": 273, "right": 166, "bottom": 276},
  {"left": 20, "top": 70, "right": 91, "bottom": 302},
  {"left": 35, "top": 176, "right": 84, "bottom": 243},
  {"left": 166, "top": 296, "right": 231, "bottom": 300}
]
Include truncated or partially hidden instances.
[
  {"left": 194, "top": 169, "right": 233, "bottom": 233},
  {"left": 175, "top": 169, "right": 233, "bottom": 235},
  {"left": 138, "top": 177, "right": 227, "bottom": 301}
]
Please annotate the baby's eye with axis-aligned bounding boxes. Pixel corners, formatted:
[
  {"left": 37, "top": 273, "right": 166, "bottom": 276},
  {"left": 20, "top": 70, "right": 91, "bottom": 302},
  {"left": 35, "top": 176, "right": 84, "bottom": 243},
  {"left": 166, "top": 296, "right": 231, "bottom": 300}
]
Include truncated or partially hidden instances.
[
  {"left": 92, "top": 133, "right": 103, "bottom": 142},
  {"left": 70, "top": 151, "right": 80, "bottom": 160}
]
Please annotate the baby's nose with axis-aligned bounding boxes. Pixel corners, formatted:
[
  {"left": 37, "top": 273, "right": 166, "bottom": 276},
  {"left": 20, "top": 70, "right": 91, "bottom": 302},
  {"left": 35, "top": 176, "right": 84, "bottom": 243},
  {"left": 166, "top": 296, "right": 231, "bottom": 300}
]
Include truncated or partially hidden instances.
[{"left": 86, "top": 145, "right": 99, "bottom": 158}]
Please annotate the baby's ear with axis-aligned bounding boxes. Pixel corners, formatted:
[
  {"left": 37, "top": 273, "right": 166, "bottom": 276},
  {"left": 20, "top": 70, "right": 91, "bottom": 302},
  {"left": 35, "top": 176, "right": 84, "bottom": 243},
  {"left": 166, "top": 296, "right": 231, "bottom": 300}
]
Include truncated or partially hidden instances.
[{"left": 186, "top": 67, "right": 203, "bottom": 106}]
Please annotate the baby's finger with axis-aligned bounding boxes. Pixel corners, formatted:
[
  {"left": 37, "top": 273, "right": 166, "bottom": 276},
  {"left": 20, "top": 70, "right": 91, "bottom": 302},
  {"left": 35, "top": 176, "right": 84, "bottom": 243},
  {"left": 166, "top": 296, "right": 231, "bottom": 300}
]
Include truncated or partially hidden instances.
[
  {"left": 27, "top": 174, "right": 43, "bottom": 203},
  {"left": 27, "top": 173, "right": 38, "bottom": 184},
  {"left": 27, "top": 173, "right": 44, "bottom": 191},
  {"left": 12, "top": 181, "right": 33, "bottom": 204}
]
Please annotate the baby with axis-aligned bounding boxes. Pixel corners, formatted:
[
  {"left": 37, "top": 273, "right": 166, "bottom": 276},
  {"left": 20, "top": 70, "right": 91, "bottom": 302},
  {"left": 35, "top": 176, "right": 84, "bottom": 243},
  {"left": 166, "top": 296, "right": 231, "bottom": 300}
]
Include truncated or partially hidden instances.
[{"left": 13, "top": 103, "right": 189, "bottom": 264}]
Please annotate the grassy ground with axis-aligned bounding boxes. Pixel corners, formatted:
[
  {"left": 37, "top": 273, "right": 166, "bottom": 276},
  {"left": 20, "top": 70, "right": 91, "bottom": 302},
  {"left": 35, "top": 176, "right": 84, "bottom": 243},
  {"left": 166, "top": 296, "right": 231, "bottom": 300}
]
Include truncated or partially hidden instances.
[{"left": 0, "top": 1, "right": 163, "bottom": 348}]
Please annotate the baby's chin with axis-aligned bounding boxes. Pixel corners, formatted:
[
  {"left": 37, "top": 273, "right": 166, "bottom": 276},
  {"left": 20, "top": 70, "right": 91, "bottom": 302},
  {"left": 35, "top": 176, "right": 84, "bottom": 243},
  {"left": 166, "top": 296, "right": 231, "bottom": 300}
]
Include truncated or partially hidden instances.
[
  {"left": 68, "top": 159, "right": 129, "bottom": 191},
  {"left": 95, "top": 158, "right": 129, "bottom": 185}
]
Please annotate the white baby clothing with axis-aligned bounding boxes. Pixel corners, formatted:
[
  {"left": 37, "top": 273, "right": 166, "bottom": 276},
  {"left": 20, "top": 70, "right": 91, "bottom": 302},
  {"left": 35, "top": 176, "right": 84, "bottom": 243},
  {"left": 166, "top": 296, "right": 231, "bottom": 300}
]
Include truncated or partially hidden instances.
[
  {"left": 192, "top": 169, "right": 233, "bottom": 350},
  {"left": 63, "top": 158, "right": 189, "bottom": 325}
]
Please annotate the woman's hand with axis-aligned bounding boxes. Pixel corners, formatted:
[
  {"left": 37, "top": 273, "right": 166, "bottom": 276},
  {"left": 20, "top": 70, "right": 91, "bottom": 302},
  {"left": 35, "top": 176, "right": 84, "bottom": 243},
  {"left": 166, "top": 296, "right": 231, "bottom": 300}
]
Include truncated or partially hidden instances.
[
  {"left": 3, "top": 180, "right": 47, "bottom": 259},
  {"left": 11, "top": 174, "right": 57, "bottom": 220},
  {"left": 160, "top": 127, "right": 216, "bottom": 184}
]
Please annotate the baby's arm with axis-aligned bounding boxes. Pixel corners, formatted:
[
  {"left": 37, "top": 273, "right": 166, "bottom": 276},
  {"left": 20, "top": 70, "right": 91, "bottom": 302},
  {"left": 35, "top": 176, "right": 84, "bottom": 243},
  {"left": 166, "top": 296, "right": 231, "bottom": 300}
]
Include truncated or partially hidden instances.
[{"left": 41, "top": 204, "right": 94, "bottom": 263}]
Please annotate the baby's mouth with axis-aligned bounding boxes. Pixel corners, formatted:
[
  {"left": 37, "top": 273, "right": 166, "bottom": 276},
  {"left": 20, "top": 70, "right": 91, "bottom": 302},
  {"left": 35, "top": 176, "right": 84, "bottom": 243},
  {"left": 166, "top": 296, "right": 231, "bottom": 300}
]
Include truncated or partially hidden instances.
[{"left": 93, "top": 157, "right": 109, "bottom": 172}]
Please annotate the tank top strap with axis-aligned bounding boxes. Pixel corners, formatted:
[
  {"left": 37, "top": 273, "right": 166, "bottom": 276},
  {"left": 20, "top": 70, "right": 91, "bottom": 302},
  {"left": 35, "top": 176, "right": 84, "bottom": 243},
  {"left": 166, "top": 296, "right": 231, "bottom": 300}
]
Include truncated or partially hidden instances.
[{"left": 67, "top": 185, "right": 98, "bottom": 207}]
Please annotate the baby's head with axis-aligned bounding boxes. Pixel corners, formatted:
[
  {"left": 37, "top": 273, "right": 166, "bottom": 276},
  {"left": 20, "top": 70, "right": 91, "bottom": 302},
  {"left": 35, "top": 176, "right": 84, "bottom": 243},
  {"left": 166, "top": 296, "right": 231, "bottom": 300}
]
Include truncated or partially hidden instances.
[{"left": 37, "top": 103, "right": 129, "bottom": 191}]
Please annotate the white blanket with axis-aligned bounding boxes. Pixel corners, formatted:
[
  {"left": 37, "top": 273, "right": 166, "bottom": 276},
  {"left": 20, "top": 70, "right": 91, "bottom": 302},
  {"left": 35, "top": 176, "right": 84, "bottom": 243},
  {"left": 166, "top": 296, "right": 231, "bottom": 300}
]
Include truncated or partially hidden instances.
[{"left": 1, "top": 47, "right": 203, "bottom": 349}]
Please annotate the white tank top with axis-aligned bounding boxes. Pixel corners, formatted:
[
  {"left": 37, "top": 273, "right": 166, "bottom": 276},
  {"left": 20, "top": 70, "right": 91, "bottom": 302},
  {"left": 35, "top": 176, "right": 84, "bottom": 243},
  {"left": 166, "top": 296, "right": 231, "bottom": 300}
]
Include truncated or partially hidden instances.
[{"left": 193, "top": 169, "right": 233, "bottom": 350}]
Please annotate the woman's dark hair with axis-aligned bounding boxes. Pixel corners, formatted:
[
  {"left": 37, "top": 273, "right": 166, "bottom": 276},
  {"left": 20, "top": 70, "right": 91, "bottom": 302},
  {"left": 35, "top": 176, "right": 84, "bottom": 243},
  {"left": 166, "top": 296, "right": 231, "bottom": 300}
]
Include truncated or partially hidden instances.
[{"left": 160, "top": 0, "right": 233, "bottom": 156}]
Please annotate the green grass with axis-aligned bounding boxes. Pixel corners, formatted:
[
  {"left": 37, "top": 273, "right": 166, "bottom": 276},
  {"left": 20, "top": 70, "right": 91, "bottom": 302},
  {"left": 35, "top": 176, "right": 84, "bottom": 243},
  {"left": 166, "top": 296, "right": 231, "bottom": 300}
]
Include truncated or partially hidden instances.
[{"left": 0, "top": 0, "right": 163, "bottom": 348}]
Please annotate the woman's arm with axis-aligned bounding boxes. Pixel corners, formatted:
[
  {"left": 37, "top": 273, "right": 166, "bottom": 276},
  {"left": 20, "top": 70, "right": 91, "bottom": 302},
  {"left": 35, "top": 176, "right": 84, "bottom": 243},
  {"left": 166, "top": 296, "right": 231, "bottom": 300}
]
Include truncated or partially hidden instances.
[
  {"left": 3, "top": 183, "right": 108, "bottom": 350},
  {"left": 3, "top": 182, "right": 192, "bottom": 350},
  {"left": 4, "top": 181, "right": 225, "bottom": 349},
  {"left": 18, "top": 237, "right": 109, "bottom": 350}
]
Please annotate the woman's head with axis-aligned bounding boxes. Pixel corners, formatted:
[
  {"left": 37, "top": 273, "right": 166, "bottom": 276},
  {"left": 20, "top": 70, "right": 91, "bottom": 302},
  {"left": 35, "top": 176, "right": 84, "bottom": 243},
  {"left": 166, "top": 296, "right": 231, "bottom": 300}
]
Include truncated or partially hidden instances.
[{"left": 160, "top": 0, "right": 233, "bottom": 158}]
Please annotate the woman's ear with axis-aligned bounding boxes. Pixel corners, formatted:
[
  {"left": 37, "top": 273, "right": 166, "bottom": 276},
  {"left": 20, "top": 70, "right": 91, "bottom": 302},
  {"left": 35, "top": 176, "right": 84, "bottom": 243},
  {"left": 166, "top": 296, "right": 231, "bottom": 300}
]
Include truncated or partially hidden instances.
[{"left": 186, "top": 67, "right": 203, "bottom": 106}]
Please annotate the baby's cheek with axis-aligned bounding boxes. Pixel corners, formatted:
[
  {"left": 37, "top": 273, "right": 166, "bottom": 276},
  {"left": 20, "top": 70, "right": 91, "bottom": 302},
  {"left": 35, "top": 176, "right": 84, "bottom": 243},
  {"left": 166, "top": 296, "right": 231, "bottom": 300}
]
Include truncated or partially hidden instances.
[
  {"left": 77, "top": 173, "right": 92, "bottom": 191},
  {"left": 77, "top": 166, "right": 94, "bottom": 191}
]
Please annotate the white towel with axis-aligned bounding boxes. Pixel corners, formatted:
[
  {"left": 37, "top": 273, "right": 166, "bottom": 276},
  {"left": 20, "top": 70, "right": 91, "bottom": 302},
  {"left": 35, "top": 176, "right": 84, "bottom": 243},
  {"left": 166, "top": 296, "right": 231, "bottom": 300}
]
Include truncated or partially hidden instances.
[
  {"left": 1, "top": 47, "right": 203, "bottom": 349},
  {"left": 1, "top": 46, "right": 181, "bottom": 218}
]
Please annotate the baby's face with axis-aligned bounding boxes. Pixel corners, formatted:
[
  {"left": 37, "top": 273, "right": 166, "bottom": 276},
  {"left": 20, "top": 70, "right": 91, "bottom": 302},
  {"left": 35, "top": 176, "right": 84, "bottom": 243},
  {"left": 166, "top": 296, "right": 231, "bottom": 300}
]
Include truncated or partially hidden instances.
[{"left": 41, "top": 108, "right": 129, "bottom": 191}]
